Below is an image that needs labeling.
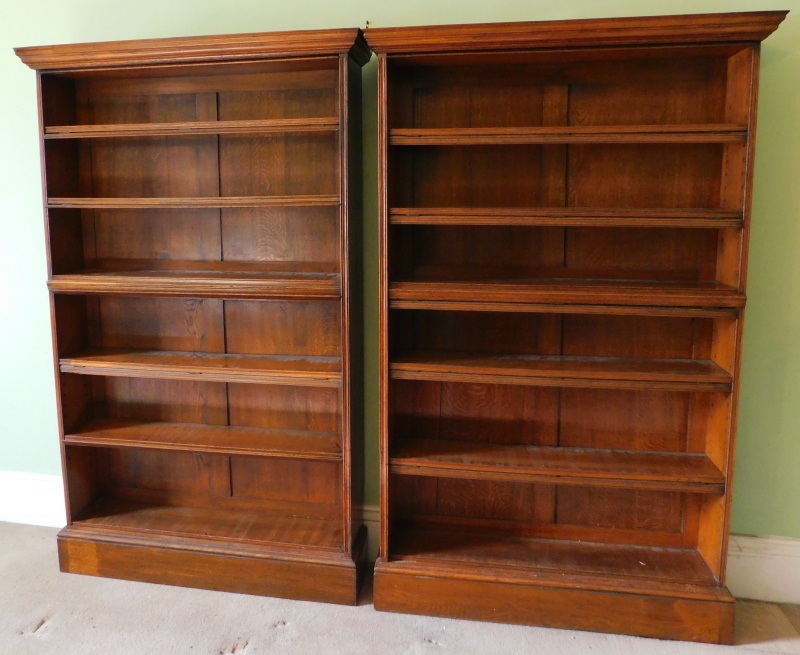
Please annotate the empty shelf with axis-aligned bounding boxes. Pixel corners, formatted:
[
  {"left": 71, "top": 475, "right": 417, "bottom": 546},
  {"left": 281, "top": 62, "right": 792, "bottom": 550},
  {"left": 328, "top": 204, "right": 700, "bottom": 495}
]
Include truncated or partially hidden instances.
[
  {"left": 49, "top": 268, "right": 341, "bottom": 299},
  {"left": 65, "top": 419, "right": 342, "bottom": 460},
  {"left": 390, "top": 353, "right": 732, "bottom": 392},
  {"left": 389, "top": 124, "right": 747, "bottom": 145},
  {"left": 389, "top": 279, "right": 745, "bottom": 312},
  {"left": 391, "top": 525, "right": 719, "bottom": 587},
  {"left": 72, "top": 498, "right": 342, "bottom": 551},
  {"left": 47, "top": 195, "right": 340, "bottom": 209},
  {"left": 60, "top": 349, "right": 342, "bottom": 387},
  {"left": 391, "top": 438, "right": 724, "bottom": 493},
  {"left": 389, "top": 207, "right": 744, "bottom": 228},
  {"left": 44, "top": 117, "right": 339, "bottom": 139}
]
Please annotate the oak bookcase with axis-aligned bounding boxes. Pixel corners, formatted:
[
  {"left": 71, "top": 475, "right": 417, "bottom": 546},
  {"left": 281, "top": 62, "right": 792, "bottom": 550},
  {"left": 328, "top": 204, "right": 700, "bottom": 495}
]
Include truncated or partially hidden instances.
[
  {"left": 16, "top": 29, "right": 369, "bottom": 604},
  {"left": 368, "top": 12, "right": 786, "bottom": 642}
]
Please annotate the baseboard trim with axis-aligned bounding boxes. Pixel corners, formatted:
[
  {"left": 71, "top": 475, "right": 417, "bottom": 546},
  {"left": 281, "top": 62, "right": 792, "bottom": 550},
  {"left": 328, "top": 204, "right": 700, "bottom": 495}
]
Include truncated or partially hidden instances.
[
  {"left": 0, "top": 471, "right": 66, "bottom": 527},
  {"left": 2, "top": 472, "right": 797, "bottom": 604},
  {"left": 355, "top": 503, "right": 380, "bottom": 561},
  {"left": 727, "top": 534, "right": 800, "bottom": 603}
]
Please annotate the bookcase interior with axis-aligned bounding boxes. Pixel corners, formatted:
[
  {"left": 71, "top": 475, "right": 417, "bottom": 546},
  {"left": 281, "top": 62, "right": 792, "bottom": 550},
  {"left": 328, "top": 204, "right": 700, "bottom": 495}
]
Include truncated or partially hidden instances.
[
  {"left": 18, "top": 28, "right": 367, "bottom": 603},
  {"left": 371, "top": 13, "right": 787, "bottom": 639}
]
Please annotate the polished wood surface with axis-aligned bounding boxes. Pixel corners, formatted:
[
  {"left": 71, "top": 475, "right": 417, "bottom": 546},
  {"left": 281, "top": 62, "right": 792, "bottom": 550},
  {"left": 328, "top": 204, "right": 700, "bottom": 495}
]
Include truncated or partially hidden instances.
[
  {"left": 371, "top": 11, "right": 783, "bottom": 642},
  {"left": 60, "top": 349, "right": 342, "bottom": 386},
  {"left": 390, "top": 352, "right": 732, "bottom": 392},
  {"left": 365, "top": 11, "right": 785, "bottom": 53},
  {"left": 389, "top": 280, "right": 746, "bottom": 308},
  {"left": 73, "top": 497, "right": 341, "bottom": 549},
  {"left": 391, "top": 525, "right": 717, "bottom": 585},
  {"left": 48, "top": 196, "right": 340, "bottom": 208},
  {"left": 59, "top": 526, "right": 367, "bottom": 604},
  {"left": 44, "top": 117, "right": 340, "bottom": 138},
  {"left": 389, "top": 124, "right": 747, "bottom": 145},
  {"left": 390, "top": 439, "right": 724, "bottom": 493},
  {"left": 16, "top": 29, "right": 370, "bottom": 69},
  {"left": 389, "top": 207, "right": 744, "bottom": 228},
  {"left": 374, "top": 561, "right": 734, "bottom": 642},
  {"left": 65, "top": 419, "right": 342, "bottom": 460},
  {"left": 49, "top": 269, "right": 341, "bottom": 299},
  {"left": 19, "top": 28, "right": 366, "bottom": 604}
]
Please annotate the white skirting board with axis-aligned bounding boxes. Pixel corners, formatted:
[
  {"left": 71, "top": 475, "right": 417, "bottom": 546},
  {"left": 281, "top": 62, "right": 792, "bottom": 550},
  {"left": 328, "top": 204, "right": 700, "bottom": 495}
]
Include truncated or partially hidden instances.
[
  {"left": 0, "top": 471, "right": 67, "bottom": 528},
  {"left": 2, "top": 471, "right": 797, "bottom": 604},
  {"left": 356, "top": 503, "right": 380, "bottom": 561},
  {"left": 727, "top": 534, "right": 800, "bottom": 604}
]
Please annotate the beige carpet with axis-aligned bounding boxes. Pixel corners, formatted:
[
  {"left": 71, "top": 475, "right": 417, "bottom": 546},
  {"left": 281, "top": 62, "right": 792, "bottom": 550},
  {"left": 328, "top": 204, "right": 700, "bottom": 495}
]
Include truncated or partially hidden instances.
[{"left": 2, "top": 522, "right": 800, "bottom": 654}]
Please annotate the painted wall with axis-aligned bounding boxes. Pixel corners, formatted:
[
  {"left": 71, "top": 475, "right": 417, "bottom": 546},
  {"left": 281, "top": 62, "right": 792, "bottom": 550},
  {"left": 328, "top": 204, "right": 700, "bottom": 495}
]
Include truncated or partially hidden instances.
[{"left": 0, "top": 0, "right": 797, "bottom": 537}]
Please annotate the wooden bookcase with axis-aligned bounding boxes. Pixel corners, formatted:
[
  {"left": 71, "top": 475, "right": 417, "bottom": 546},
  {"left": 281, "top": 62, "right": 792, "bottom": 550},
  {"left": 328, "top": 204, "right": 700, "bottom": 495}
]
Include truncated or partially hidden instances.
[
  {"left": 368, "top": 11, "right": 786, "bottom": 642},
  {"left": 16, "top": 29, "right": 369, "bottom": 604}
]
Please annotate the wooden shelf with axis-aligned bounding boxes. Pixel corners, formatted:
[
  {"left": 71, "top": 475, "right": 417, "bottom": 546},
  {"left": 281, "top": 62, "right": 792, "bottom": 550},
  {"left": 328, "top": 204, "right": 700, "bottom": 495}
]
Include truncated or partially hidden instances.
[
  {"left": 60, "top": 349, "right": 343, "bottom": 387},
  {"left": 390, "top": 439, "right": 725, "bottom": 493},
  {"left": 389, "top": 207, "right": 744, "bottom": 228},
  {"left": 389, "top": 279, "right": 745, "bottom": 311},
  {"left": 48, "top": 269, "right": 341, "bottom": 299},
  {"left": 390, "top": 300, "right": 736, "bottom": 318},
  {"left": 390, "top": 526, "right": 718, "bottom": 588},
  {"left": 72, "top": 497, "right": 342, "bottom": 551},
  {"left": 65, "top": 419, "right": 342, "bottom": 460},
  {"left": 44, "top": 118, "right": 339, "bottom": 139},
  {"left": 390, "top": 353, "right": 731, "bottom": 392},
  {"left": 389, "top": 124, "right": 747, "bottom": 146},
  {"left": 47, "top": 196, "right": 340, "bottom": 209}
]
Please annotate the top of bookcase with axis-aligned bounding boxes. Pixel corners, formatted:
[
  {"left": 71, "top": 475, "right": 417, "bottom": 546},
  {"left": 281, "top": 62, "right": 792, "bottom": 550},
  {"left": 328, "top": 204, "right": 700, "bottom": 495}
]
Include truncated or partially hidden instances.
[
  {"left": 15, "top": 27, "right": 371, "bottom": 71},
  {"left": 365, "top": 11, "right": 787, "bottom": 55}
]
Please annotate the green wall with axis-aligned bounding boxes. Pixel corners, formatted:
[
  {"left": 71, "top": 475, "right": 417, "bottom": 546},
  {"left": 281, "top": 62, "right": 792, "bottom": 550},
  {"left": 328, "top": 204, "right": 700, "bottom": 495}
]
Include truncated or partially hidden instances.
[{"left": 1, "top": 0, "right": 797, "bottom": 538}]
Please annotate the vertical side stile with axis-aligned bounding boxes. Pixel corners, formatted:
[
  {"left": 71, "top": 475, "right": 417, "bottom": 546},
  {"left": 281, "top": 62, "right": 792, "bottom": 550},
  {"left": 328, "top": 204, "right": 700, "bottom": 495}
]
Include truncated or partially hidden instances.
[
  {"left": 378, "top": 54, "right": 390, "bottom": 560},
  {"left": 718, "top": 43, "right": 762, "bottom": 584},
  {"left": 39, "top": 71, "right": 72, "bottom": 524},
  {"left": 337, "top": 53, "right": 353, "bottom": 553},
  {"left": 347, "top": 53, "right": 365, "bottom": 559}
]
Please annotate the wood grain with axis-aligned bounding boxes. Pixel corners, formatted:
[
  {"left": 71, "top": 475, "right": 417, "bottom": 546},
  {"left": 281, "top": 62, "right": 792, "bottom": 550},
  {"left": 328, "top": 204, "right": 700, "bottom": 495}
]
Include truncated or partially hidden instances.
[
  {"left": 98, "top": 376, "right": 228, "bottom": 425},
  {"left": 365, "top": 11, "right": 786, "bottom": 53},
  {"left": 391, "top": 525, "right": 716, "bottom": 585},
  {"left": 389, "top": 207, "right": 743, "bottom": 228},
  {"left": 228, "top": 383, "right": 341, "bottom": 433},
  {"left": 390, "top": 352, "right": 732, "bottom": 392},
  {"left": 58, "top": 526, "right": 365, "bottom": 604},
  {"left": 390, "top": 439, "right": 724, "bottom": 492},
  {"left": 49, "top": 269, "right": 341, "bottom": 298},
  {"left": 60, "top": 349, "right": 342, "bottom": 386},
  {"left": 72, "top": 497, "right": 342, "bottom": 550},
  {"left": 390, "top": 124, "right": 746, "bottom": 145},
  {"left": 23, "top": 25, "right": 366, "bottom": 605},
  {"left": 374, "top": 560, "right": 734, "bottom": 642},
  {"left": 44, "top": 117, "right": 339, "bottom": 139},
  {"left": 389, "top": 299, "right": 736, "bottom": 318},
  {"left": 373, "top": 12, "right": 779, "bottom": 640},
  {"left": 16, "top": 28, "right": 370, "bottom": 69},
  {"left": 65, "top": 419, "right": 342, "bottom": 460},
  {"left": 48, "top": 196, "right": 340, "bottom": 208},
  {"left": 225, "top": 300, "right": 342, "bottom": 357},
  {"left": 390, "top": 279, "right": 745, "bottom": 308}
]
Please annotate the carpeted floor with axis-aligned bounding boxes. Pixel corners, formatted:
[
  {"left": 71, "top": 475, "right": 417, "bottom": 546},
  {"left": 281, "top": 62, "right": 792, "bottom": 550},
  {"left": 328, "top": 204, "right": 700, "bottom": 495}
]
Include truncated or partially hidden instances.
[{"left": 2, "top": 522, "right": 800, "bottom": 654}]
